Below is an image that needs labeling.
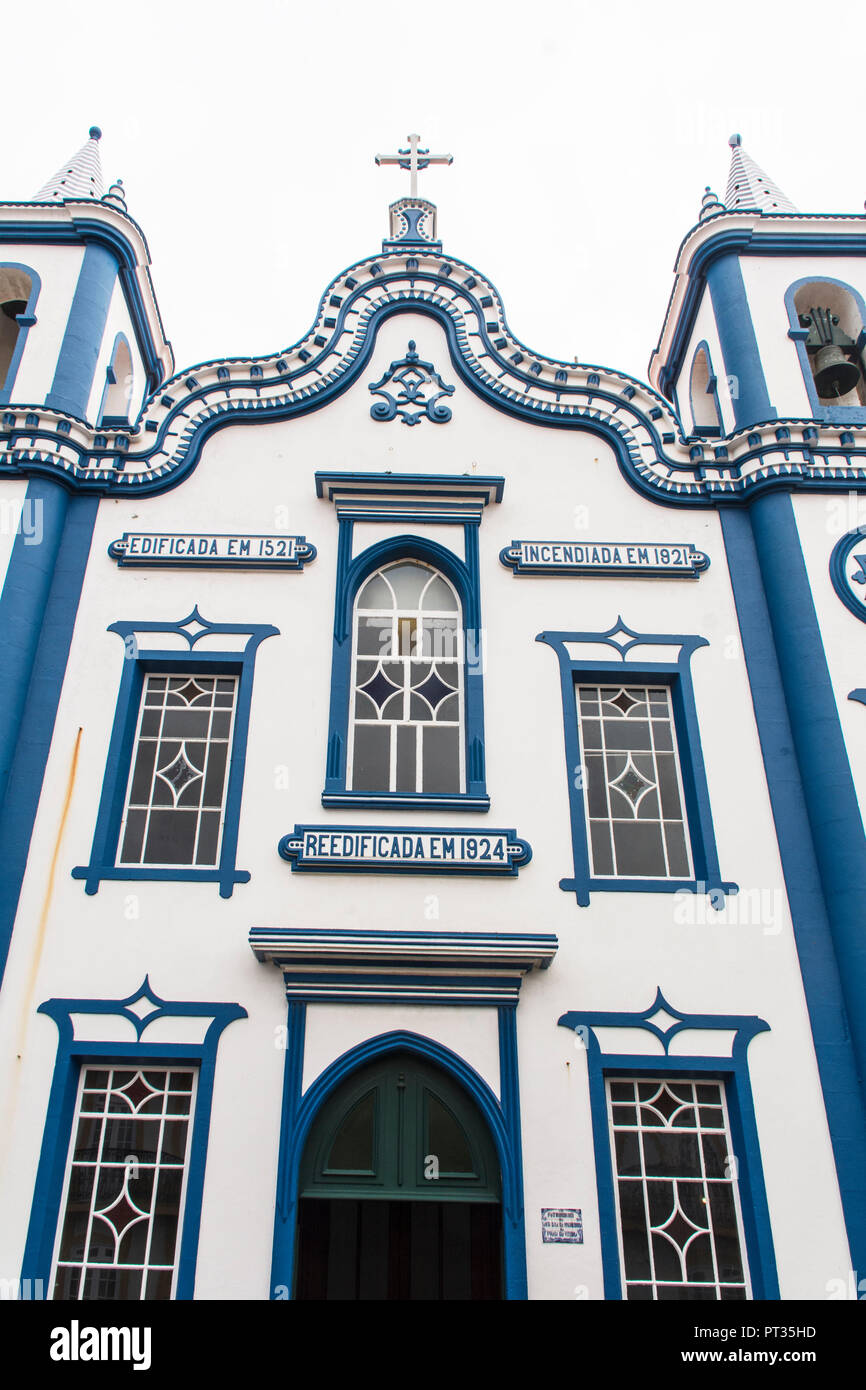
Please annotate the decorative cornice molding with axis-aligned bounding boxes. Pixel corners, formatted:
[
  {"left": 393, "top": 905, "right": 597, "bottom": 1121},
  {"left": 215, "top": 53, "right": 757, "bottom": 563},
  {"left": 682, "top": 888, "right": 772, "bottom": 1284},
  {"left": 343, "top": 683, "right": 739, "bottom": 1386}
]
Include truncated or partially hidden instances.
[{"left": 3, "top": 246, "right": 866, "bottom": 507}]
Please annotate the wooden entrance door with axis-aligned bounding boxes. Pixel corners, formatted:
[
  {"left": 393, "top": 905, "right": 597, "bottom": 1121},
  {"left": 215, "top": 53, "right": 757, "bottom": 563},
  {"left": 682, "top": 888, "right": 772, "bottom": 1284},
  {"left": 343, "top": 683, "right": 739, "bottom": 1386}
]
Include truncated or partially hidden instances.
[{"left": 294, "top": 1054, "right": 503, "bottom": 1300}]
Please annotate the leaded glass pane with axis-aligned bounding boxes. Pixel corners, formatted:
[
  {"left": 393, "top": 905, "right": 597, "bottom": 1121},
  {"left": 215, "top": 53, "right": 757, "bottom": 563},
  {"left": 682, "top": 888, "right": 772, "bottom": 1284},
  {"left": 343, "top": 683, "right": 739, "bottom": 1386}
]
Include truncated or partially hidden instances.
[
  {"left": 52, "top": 1066, "right": 196, "bottom": 1302},
  {"left": 576, "top": 684, "right": 692, "bottom": 879},
  {"left": 349, "top": 562, "right": 464, "bottom": 794},
  {"left": 608, "top": 1076, "right": 749, "bottom": 1301},
  {"left": 118, "top": 675, "right": 237, "bottom": 868},
  {"left": 426, "top": 1093, "right": 476, "bottom": 1175},
  {"left": 326, "top": 1091, "right": 377, "bottom": 1173}
]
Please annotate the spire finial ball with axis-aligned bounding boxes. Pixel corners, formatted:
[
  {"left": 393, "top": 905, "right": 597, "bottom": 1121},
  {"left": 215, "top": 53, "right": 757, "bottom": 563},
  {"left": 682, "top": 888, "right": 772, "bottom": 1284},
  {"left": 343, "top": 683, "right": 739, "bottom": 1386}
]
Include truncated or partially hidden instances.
[
  {"left": 89, "top": 126, "right": 102, "bottom": 141},
  {"left": 729, "top": 133, "right": 742, "bottom": 148}
]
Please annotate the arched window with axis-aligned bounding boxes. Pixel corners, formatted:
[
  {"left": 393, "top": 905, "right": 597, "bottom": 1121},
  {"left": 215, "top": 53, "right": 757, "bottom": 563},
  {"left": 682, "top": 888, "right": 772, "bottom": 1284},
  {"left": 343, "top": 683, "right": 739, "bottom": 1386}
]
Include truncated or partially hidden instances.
[
  {"left": 688, "top": 344, "right": 722, "bottom": 435},
  {"left": 98, "top": 335, "right": 134, "bottom": 425},
  {"left": 792, "top": 280, "right": 866, "bottom": 409},
  {"left": 0, "top": 266, "right": 34, "bottom": 392},
  {"left": 348, "top": 560, "right": 463, "bottom": 795}
]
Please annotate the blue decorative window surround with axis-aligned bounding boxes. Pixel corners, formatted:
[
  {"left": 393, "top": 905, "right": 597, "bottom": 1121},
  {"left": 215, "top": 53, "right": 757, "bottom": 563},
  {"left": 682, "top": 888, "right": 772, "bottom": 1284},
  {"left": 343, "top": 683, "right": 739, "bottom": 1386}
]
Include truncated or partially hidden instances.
[
  {"left": 319, "top": 473, "right": 500, "bottom": 813},
  {"left": 20, "top": 977, "right": 246, "bottom": 1301},
  {"left": 558, "top": 991, "right": 778, "bottom": 1300},
  {"left": 785, "top": 275, "right": 866, "bottom": 425},
  {"left": 72, "top": 607, "right": 278, "bottom": 898},
  {"left": 537, "top": 618, "right": 736, "bottom": 906},
  {"left": 269, "top": 1017, "right": 529, "bottom": 1299}
]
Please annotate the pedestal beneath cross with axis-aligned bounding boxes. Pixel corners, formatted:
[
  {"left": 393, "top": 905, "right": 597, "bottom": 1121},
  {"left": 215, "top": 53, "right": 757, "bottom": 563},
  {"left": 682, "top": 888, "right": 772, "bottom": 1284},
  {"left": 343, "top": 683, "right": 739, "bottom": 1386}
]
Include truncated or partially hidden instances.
[{"left": 376, "top": 133, "right": 452, "bottom": 251}]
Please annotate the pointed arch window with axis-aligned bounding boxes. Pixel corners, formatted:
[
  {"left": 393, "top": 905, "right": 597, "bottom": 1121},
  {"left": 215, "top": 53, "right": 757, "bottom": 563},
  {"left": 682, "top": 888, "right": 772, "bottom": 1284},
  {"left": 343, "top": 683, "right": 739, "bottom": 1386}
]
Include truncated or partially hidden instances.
[
  {"left": 688, "top": 343, "right": 722, "bottom": 436},
  {"left": 99, "top": 334, "right": 134, "bottom": 426},
  {"left": 348, "top": 560, "right": 464, "bottom": 796}
]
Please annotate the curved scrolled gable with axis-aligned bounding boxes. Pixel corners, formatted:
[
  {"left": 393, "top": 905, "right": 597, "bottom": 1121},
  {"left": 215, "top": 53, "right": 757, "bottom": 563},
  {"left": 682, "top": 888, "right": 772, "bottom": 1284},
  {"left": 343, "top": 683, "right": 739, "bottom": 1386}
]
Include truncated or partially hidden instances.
[{"left": 3, "top": 245, "right": 866, "bottom": 505}]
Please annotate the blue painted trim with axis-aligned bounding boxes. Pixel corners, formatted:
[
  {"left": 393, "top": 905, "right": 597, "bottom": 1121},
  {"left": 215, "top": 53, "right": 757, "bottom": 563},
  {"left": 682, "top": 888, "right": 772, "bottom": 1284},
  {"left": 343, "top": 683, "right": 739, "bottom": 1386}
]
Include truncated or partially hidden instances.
[
  {"left": 559, "top": 991, "right": 777, "bottom": 1300},
  {"left": 0, "top": 213, "right": 169, "bottom": 395},
  {"left": 315, "top": 471, "right": 505, "bottom": 504},
  {"left": 829, "top": 526, "right": 866, "bottom": 622},
  {"left": 324, "top": 531, "right": 488, "bottom": 804},
  {"left": 688, "top": 339, "right": 724, "bottom": 435},
  {"left": 536, "top": 619, "right": 736, "bottom": 906},
  {"left": 4, "top": 250, "right": 866, "bottom": 506},
  {"left": 279, "top": 824, "right": 531, "bottom": 878},
  {"left": 321, "top": 791, "right": 491, "bottom": 811},
  {"left": 706, "top": 256, "right": 777, "bottom": 429},
  {"left": 0, "top": 481, "right": 97, "bottom": 986},
  {"left": 269, "top": 1027, "right": 527, "bottom": 1300},
  {"left": 656, "top": 227, "right": 866, "bottom": 400},
  {"left": 784, "top": 275, "right": 866, "bottom": 424},
  {"left": 71, "top": 608, "right": 278, "bottom": 898},
  {"left": 0, "top": 262, "right": 41, "bottom": 404},
  {"left": 719, "top": 503, "right": 866, "bottom": 1278},
  {"left": 45, "top": 243, "right": 118, "bottom": 418},
  {"left": 21, "top": 976, "right": 246, "bottom": 1300}
]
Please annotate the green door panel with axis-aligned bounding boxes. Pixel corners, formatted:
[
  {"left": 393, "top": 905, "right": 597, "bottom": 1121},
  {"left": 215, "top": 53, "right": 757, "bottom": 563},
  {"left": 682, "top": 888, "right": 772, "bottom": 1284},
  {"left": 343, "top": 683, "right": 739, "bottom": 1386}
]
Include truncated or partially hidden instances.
[{"left": 299, "top": 1053, "right": 501, "bottom": 1202}]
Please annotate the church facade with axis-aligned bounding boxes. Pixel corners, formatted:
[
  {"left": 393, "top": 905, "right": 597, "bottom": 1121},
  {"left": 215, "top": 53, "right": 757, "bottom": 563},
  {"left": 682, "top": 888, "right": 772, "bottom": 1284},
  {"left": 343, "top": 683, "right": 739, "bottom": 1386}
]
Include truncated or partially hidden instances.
[{"left": 1, "top": 129, "right": 865, "bottom": 1301}]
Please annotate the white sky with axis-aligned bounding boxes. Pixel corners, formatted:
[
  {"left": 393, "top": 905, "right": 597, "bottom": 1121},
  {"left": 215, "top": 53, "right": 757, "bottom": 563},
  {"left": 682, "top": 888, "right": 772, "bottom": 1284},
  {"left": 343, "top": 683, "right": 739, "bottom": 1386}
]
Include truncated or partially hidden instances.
[{"left": 6, "top": 0, "right": 864, "bottom": 384}]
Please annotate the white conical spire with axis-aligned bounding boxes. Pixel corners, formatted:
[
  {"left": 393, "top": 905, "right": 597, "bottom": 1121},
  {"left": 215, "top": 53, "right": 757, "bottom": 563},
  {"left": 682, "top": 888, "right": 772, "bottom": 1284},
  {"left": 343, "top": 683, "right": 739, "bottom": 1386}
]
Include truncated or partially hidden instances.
[
  {"left": 725, "top": 134, "right": 797, "bottom": 214},
  {"left": 33, "top": 127, "right": 105, "bottom": 202}
]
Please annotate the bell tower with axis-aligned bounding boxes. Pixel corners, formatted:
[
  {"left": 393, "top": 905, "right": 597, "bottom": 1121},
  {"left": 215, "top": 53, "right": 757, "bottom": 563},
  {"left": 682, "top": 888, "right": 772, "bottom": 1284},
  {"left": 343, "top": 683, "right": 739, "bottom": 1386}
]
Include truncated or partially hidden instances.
[
  {"left": 0, "top": 127, "right": 172, "bottom": 422},
  {"left": 649, "top": 134, "right": 866, "bottom": 433}
]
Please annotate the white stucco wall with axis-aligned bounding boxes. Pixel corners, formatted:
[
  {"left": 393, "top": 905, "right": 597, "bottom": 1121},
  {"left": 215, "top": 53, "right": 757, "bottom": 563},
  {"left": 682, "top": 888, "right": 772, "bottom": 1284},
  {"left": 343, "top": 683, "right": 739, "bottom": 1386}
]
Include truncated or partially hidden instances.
[{"left": 0, "top": 310, "right": 851, "bottom": 1300}]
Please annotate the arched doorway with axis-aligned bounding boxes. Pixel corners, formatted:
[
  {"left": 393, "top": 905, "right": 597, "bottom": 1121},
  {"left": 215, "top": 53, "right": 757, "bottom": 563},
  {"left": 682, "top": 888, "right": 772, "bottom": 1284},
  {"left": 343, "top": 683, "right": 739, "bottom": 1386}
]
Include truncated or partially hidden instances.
[{"left": 294, "top": 1053, "right": 503, "bottom": 1300}]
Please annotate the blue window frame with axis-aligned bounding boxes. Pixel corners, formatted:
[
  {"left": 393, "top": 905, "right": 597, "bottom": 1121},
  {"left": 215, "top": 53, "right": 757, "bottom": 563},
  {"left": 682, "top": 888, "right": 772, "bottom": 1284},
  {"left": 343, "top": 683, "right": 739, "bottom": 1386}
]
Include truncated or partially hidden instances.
[
  {"left": 72, "top": 607, "right": 278, "bottom": 898},
  {"left": 559, "top": 992, "right": 778, "bottom": 1301},
  {"left": 21, "top": 978, "right": 245, "bottom": 1302},
  {"left": 538, "top": 618, "right": 736, "bottom": 906},
  {"left": 322, "top": 532, "right": 489, "bottom": 812}
]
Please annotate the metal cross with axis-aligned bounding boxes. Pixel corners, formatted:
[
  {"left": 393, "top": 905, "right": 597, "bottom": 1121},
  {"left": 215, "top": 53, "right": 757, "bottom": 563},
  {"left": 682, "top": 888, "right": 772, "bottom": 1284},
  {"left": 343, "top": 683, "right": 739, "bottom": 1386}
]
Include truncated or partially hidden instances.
[{"left": 375, "top": 133, "right": 453, "bottom": 198}]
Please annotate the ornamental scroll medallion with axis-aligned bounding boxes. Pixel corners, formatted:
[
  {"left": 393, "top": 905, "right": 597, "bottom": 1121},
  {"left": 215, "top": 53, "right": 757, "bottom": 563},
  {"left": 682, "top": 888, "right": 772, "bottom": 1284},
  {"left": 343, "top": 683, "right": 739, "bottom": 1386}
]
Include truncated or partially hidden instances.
[{"left": 368, "top": 340, "right": 454, "bottom": 426}]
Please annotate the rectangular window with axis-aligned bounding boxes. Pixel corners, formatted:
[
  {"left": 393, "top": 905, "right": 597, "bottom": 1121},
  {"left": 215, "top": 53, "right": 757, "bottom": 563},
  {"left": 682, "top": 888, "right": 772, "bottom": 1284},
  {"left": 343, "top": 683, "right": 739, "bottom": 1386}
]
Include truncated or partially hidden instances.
[
  {"left": 118, "top": 674, "right": 238, "bottom": 868},
  {"left": 577, "top": 685, "right": 692, "bottom": 879},
  {"left": 608, "top": 1077, "right": 749, "bottom": 1301},
  {"left": 52, "top": 1065, "right": 197, "bottom": 1301}
]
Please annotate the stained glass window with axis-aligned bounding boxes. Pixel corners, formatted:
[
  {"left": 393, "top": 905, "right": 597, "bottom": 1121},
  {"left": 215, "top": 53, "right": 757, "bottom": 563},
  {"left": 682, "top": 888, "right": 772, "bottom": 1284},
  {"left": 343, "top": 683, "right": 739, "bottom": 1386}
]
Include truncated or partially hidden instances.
[
  {"left": 608, "top": 1077, "right": 749, "bottom": 1301},
  {"left": 349, "top": 562, "right": 463, "bottom": 794},
  {"left": 119, "top": 675, "right": 237, "bottom": 867},
  {"left": 577, "top": 685, "right": 692, "bottom": 879},
  {"left": 52, "top": 1066, "right": 196, "bottom": 1301}
]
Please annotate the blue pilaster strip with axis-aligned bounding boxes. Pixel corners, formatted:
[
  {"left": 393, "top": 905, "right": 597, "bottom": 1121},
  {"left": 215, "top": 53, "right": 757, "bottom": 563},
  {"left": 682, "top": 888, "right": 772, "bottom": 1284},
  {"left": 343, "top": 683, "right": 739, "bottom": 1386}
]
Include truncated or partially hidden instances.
[
  {"left": 720, "top": 503, "right": 866, "bottom": 1274},
  {"left": 45, "top": 243, "right": 118, "bottom": 418},
  {"left": 498, "top": 1006, "right": 528, "bottom": 1300},
  {"left": 0, "top": 486, "right": 98, "bottom": 984},
  {"left": 270, "top": 1000, "right": 306, "bottom": 1299},
  {"left": 0, "top": 480, "right": 69, "bottom": 811},
  {"left": 706, "top": 256, "right": 777, "bottom": 429}
]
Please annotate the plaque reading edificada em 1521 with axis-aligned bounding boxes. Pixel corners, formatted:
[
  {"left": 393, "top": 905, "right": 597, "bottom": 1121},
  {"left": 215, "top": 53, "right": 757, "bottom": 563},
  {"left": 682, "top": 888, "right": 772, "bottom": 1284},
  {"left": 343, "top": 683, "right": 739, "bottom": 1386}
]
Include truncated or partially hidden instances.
[
  {"left": 108, "top": 532, "right": 316, "bottom": 570},
  {"left": 500, "top": 540, "right": 709, "bottom": 577}
]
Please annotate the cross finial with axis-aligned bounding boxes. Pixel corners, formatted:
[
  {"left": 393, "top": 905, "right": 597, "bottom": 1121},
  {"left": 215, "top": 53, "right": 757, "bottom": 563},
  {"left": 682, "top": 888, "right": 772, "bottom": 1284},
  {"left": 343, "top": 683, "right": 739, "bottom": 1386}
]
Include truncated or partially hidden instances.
[{"left": 375, "top": 133, "right": 453, "bottom": 198}]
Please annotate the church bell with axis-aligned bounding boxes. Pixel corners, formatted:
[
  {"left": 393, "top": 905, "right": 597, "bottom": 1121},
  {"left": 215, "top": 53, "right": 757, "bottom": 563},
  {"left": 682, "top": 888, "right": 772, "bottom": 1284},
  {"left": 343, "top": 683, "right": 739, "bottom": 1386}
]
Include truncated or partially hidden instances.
[{"left": 799, "top": 306, "right": 864, "bottom": 399}]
